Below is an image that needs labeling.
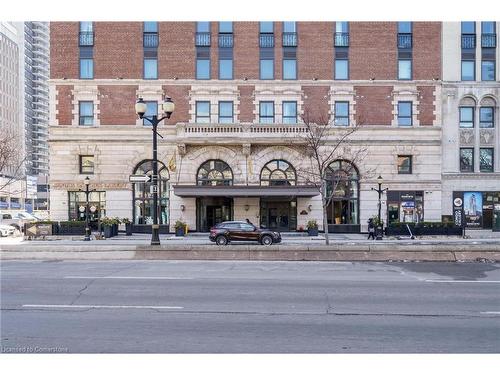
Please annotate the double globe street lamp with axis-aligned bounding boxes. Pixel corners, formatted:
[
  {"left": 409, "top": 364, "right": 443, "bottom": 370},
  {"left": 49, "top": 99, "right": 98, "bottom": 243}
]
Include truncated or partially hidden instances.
[{"left": 135, "top": 97, "right": 175, "bottom": 245}]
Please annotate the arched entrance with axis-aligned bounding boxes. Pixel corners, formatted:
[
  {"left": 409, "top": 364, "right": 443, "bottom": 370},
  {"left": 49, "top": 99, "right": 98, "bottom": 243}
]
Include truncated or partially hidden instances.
[
  {"left": 326, "top": 160, "right": 360, "bottom": 233},
  {"left": 132, "top": 159, "right": 170, "bottom": 227},
  {"left": 196, "top": 159, "right": 234, "bottom": 231}
]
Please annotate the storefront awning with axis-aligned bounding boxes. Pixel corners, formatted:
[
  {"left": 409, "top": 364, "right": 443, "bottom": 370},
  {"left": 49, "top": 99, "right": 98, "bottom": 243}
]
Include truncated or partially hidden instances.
[{"left": 172, "top": 185, "right": 320, "bottom": 197}]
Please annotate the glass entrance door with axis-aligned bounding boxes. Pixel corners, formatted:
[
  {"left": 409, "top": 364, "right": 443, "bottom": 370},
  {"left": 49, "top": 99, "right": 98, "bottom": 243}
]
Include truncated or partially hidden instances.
[
  {"left": 260, "top": 198, "right": 297, "bottom": 231},
  {"left": 196, "top": 197, "right": 233, "bottom": 231}
]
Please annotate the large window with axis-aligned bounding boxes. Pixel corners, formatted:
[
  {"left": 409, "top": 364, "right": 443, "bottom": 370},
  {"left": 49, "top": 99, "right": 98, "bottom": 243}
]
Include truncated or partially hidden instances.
[
  {"left": 480, "top": 148, "right": 494, "bottom": 172},
  {"left": 460, "top": 148, "right": 474, "bottom": 172},
  {"left": 326, "top": 160, "right": 359, "bottom": 226},
  {"left": 260, "top": 22, "right": 274, "bottom": 33},
  {"left": 219, "top": 59, "right": 233, "bottom": 79},
  {"left": 282, "top": 101, "right": 297, "bottom": 124},
  {"left": 259, "top": 101, "right": 275, "bottom": 123},
  {"left": 219, "top": 22, "right": 232, "bottom": 33},
  {"left": 143, "top": 101, "right": 158, "bottom": 126},
  {"left": 68, "top": 191, "right": 106, "bottom": 223},
  {"left": 334, "top": 101, "right": 349, "bottom": 126},
  {"left": 398, "top": 59, "right": 412, "bottom": 80},
  {"left": 335, "top": 59, "right": 348, "bottom": 80},
  {"left": 283, "top": 59, "right": 297, "bottom": 80},
  {"left": 397, "top": 155, "right": 412, "bottom": 174},
  {"left": 218, "top": 101, "right": 233, "bottom": 123},
  {"left": 480, "top": 107, "right": 494, "bottom": 128},
  {"left": 132, "top": 160, "right": 170, "bottom": 225},
  {"left": 461, "top": 61, "right": 475, "bottom": 81},
  {"left": 79, "top": 101, "right": 94, "bottom": 125},
  {"left": 260, "top": 59, "right": 274, "bottom": 79},
  {"left": 144, "top": 22, "right": 158, "bottom": 33},
  {"left": 197, "top": 160, "right": 233, "bottom": 186},
  {"left": 260, "top": 160, "right": 296, "bottom": 186},
  {"left": 196, "top": 59, "right": 210, "bottom": 79},
  {"left": 144, "top": 58, "right": 158, "bottom": 79},
  {"left": 459, "top": 107, "right": 474, "bottom": 128},
  {"left": 196, "top": 101, "right": 210, "bottom": 123},
  {"left": 398, "top": 101, "right": 412, "bottom": 126},
  {"left": 79, "top": 155, "right": 94, "bottom": 174},
  {"left": 482, "top": 61, "right": 495, "bottom": 81},
  {"left": 79, "top": 58, "right": 93, "bottom": 79}
]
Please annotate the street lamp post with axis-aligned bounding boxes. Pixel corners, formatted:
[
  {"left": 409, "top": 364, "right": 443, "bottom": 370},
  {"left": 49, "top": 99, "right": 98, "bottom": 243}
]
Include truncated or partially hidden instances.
[
  {"left": 371, "top": 175, "right": 389, "bottom": 240},
  {"left": 135, "top": 97, "right": 175, "bottom": 246}
]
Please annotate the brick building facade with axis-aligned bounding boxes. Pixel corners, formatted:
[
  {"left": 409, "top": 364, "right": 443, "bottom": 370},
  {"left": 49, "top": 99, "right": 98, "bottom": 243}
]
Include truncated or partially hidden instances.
[{"left": 48, "top": 21, "right": 499, "bottom": 232}]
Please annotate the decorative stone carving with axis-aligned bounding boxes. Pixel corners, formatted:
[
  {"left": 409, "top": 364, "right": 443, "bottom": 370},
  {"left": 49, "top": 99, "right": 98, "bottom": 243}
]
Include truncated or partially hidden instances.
[
  {"left": 480, "top": 129, "right": 495, "bottom": 145},
  {"left": 459, "top": 129, "right": 474, "bottom": 145},
  {"left": 242, "top": 144, "right": 251, "bottom": 156},
  {"left": 177, "top": 143, "right": 187, "bottom": 155}
]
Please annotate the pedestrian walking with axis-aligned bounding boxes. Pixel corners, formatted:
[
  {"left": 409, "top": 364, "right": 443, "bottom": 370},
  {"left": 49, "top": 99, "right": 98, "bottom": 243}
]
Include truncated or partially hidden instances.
[{"left": 367, "top": 218, "right": 375, "bottom": 240}]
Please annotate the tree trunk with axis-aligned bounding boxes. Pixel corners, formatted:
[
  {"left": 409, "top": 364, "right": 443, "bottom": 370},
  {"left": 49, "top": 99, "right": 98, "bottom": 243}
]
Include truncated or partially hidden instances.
[{"left": 321, "top": 180, "right": 330, "bottom": 245}]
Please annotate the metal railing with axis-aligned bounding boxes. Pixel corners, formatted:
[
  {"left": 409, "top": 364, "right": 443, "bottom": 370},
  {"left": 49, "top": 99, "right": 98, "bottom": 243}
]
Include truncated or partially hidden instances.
[
  {"left": 461, "top": 34, "right": 476, "bottom": 49},
  {"left": 282, "top": 32, "right": 297, "bottom": 47},
  {"left": 482, "top": 34, "right": 497, "bottom": 48},
  {"left": 195, "top": 32, "right": 211, "bottom": 46},
  {"left": 334, "top": 32, "right": 349, "bottom": 47},
  {"left": 259, "top": 33, "right": 275, "bottom": 48},
  {"left": 218, "top": 33, "right": 233, "bottom": 48},
  {"left": 79, "top": 31, "right": 94, "bottom": 46},
  {"left": 397, "top": 33, "right": 412, "bottom": 49},
  {"left": 143, "top": 33, "right": 158, "bottom": 48}
]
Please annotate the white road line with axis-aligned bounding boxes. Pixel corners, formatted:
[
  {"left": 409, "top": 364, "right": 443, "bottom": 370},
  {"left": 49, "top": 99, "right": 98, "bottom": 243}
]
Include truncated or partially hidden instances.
[
  {"left": 425, "top": 280, "right": 500, "bottom": 283},
  {"left": 22, "top": 304, "right": 183, "bottom": 309},
  {"left": 64, "top": 276, "right": 193, "bottom": 280},
  {"left": 481, "top": 312, "right": 500, "bottom": 315}
]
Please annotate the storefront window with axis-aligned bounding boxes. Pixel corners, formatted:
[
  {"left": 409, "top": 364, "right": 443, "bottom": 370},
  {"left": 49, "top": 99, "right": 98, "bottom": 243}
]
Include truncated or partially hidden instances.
[
  {"left": 132, "top": 160, "right": 170, "bottom": 225},
  {"left": 326, "top": 160, "right": 359, "bottom": 225},
  {"left": 68, "top": 191, "right": 106, "bottom": 223},
  {"left": 387, "top": 191, "right": 424, "bottom": 224},
  {"left": 260, "top": 160, "right": 296, "bottom": 186}
]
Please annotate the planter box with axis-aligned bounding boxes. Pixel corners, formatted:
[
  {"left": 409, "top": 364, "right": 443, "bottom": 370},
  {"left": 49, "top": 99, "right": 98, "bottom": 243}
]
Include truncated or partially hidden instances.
[
  {"left": 386, "top": 225, "right": 463, "bottom": 236},
  {"left": 175, "top": 227, "right": 185, "bottom": 237},
  {"left": 103, "top": 225, "right": 113, "bottom": 238},
  {"left": 307, "top": 228, "right": 319, "bottom": 236},
  {"left": 125, "top": 223, "right": 132, "bottom": 236},
  {"left": 58, "top": 222, "right": 86, "bottom": 235}
]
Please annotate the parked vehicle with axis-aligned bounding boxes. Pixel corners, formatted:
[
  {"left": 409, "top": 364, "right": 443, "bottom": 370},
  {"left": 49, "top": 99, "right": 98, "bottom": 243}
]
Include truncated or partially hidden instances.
[
  {"left": 0, "top": 224, "right": 16, "bottom": 237},
  {"left": 0, "top": 211, "right": 38, "bottom": 232},
  {"left": 209, "top": 221, "right": 281, "bottom": 246}
]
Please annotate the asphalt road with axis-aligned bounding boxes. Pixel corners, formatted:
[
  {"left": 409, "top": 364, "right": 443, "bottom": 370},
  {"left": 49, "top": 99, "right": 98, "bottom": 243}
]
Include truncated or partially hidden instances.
[{"left": 1, "top": 260, "right": 499, "bottom": 353}]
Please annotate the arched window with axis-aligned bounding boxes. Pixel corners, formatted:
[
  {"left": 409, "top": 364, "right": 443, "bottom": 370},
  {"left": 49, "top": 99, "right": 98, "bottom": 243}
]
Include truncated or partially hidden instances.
[
  {"left": 260, "top": 160, "right": 296, "bottom": 186},
  {"left": 197, "top": 160, "right": 233, "bottom": 186},
  {"left": 132, "top": 160, "right": 170, "bottom": 225},
  {"left": 326, "top": 160, "right": 359, "bottom": 226}
]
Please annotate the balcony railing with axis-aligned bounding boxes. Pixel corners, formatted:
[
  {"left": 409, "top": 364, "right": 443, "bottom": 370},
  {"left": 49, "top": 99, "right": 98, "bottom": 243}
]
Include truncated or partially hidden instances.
[
  {"left": 334, "top": 32, "right": 349, "bottom": 47},
  {"left": 195, "top": 32, "right": 211, "bottom": 46},
  {"left": 259, "top": 33, "right": 275, "bottom": 48},
  {"left": 79, "top": 31, "right": 94, "bottom": 46},
  {"left": 218, "top": 33, "right": 233, "bottom": 48},
  {"left": 143, "top": 33, "right": 158, "bottom": 48},
  {"left": 482, "top": 33, "right": 497, "bottom": 48},
  {"left": 397, "top": 33, "right": 412, "bottom": 49},
  {"left": 461, "top": 34, "right": 476, "bottom": 49},
  {"left": 282, "top": 32, "right": 297, "bottom": 47}
]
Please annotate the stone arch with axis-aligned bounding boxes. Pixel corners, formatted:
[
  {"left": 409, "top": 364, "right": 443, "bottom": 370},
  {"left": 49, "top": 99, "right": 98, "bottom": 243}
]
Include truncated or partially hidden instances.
[
  {"left": 183, "top": 146, "right": 244, "bottom": 184},
  {"left": 252, "top": 146, "right": 307, "bottom": 184},
  {"left": 480, "top": 95, "right": 497, "bottom": 107},
  {"left": 459, "top": 95, "right": 478, "bottom": 107}
]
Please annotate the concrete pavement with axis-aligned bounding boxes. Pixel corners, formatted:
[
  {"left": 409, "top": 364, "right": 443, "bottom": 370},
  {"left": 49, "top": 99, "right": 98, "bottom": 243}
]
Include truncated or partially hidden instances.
[{"left": 1, "top": 260, "right": 499, "bottom": 353}]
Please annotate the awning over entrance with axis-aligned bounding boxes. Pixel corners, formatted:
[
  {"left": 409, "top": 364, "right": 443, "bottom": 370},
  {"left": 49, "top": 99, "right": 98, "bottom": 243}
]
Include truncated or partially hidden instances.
[{"left": 173, "top": 185, "right": 320, "bottom": 197}]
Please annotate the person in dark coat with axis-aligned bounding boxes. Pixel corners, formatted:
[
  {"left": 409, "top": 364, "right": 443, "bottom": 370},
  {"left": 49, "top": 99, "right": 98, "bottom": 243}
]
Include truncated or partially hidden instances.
[{"left": 367, "top": 218, "right": 375, "bottom": 240}]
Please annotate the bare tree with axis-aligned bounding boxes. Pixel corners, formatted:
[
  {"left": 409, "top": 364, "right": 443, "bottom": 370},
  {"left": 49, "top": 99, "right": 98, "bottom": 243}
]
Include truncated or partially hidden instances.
[
  {"left": 295, "top": 109, "right": 372, "bottom": 245},
  {"left": 0, "top": 130, "right": 26, "bottom": 193}
]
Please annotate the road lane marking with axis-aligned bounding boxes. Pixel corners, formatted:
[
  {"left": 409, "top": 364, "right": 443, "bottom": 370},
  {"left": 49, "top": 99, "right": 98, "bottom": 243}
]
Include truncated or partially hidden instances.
[
  {"left": 22, "top": 304, "right": 184, "bottom": 309},
  {"left": 425, "top": 280, "right": 500, "bottom": 283},
  {"left": 480, "top": 312, "right": 500, "bottom": 315},
  {"left": 64, "top": 276, "right": 193, "bottom": 280}
]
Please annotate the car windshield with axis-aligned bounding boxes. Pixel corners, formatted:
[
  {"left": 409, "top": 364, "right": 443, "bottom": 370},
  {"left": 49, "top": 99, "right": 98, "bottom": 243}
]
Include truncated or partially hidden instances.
[{"left": 18, "top": 213, "right": 37, "bottom": 220}]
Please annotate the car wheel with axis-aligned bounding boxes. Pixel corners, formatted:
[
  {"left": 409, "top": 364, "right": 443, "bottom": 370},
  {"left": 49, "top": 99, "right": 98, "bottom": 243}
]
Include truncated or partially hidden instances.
[
  {"left": 261, "top": 235, "right": 273, "bottom": 246},
  {"left": 216, "top": 235, "right": 228, "bottom": 246}
]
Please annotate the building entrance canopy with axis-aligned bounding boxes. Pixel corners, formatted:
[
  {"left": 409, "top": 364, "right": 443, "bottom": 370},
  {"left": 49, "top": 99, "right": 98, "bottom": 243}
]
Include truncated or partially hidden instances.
[{"left": 173, "top": 185, "right": 319, "bottom": 197}]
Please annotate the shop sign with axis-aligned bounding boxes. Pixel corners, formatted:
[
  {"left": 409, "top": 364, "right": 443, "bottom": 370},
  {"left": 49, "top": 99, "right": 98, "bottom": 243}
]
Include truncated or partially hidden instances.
[
  {"left": 453, "top": 194, "right": 463, "bottom": 227},
  {"left": 90, "top": 205, "right": 97, "bottom": 213},
  {"left": 464, "top": 192, "right": 482, "bottom": 227},
  {"left": 78, "top": 205, "right": 85, "bottom": 213}
]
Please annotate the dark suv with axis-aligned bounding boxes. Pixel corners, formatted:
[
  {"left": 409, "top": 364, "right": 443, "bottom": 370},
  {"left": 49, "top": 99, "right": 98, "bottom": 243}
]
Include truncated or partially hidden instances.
[{"left": 209, "top": 221, "right": 281, "bottom": 246}]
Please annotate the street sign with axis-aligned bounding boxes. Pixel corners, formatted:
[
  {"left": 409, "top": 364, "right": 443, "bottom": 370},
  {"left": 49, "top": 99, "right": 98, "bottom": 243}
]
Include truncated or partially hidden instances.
[
  {"left": 129, "top": 174, "right": 151, "bottom": 183},
  {"left": 150, "top": 185, "right": 158, "bottom": 194},
  {"left": 25, "top": 223, "right": 53, "bottom": 237}
]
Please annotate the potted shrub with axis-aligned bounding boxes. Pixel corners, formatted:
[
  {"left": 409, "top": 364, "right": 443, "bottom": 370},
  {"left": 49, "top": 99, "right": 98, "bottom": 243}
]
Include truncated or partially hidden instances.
[
  {"left": 101, "top": 217, "right": 113, "bottom": 238},
  {"left": 175, "top": 220, "right": 186, "bottom": 237},
  {"left": 372, "top": 216, "right": 384, "bottom": 240},
  {"left": 307, "top": 220, "right": 319, "bottom": 236},
  {"left": 112, "top": 217, "right": 120, "bottom": 236},
  {"left": 122, "top": 217, "right": 132, "bottom": 236}
]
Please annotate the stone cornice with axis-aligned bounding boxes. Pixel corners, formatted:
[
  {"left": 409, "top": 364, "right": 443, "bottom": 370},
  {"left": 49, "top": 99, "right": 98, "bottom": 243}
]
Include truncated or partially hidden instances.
[{"left": 442, "top": 172, "right": 500, "bottom": 180}]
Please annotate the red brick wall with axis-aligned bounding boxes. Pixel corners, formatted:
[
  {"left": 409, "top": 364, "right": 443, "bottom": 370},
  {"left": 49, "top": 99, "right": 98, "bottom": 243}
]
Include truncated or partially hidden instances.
[
  {"left": 56, "top": 85, "right": 74, "bottom": 125},
  {"left": 354, "top": 86, "right": 393, "bottom": 125},
  {"left": 297, "top": 22, "right": 333, "bottom": 80},
  {"left": 302, "top": 86, "right": 330, "bottom": 122},
  {"left": 50, "top": 22, "right": 79, "bottom": 79},
  {"left": 413, "top": 22, "right": 441, "bottom": 80},
  {"left": 98, "top": 85, "right": 137, "bottom": 125},
  {"left": 94, "top": 22, "right": 143, "bottom": 79},
  {"left": 158, "top": 22, "right": 196, "bottom": 79},
  {"left": 210, "top": 22, "right": 219, "bottom": 79},
  {"left": 275, "top": 22, "right": 283, "bottom": 80},
  {"left": 162, "top": 85, "right": 190, "bottom": 124},
  {"left": 350, "top": 22, "right": 398, "bottom": 80},
  {"left": 238, "top": 85, "right": 255, "bottom": 122},
  {"left": 234, "top": 23, "right": 259, "bottom": 80},
  {"left": 417, "top": 86, "right": 436, "bottom": 126}
]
